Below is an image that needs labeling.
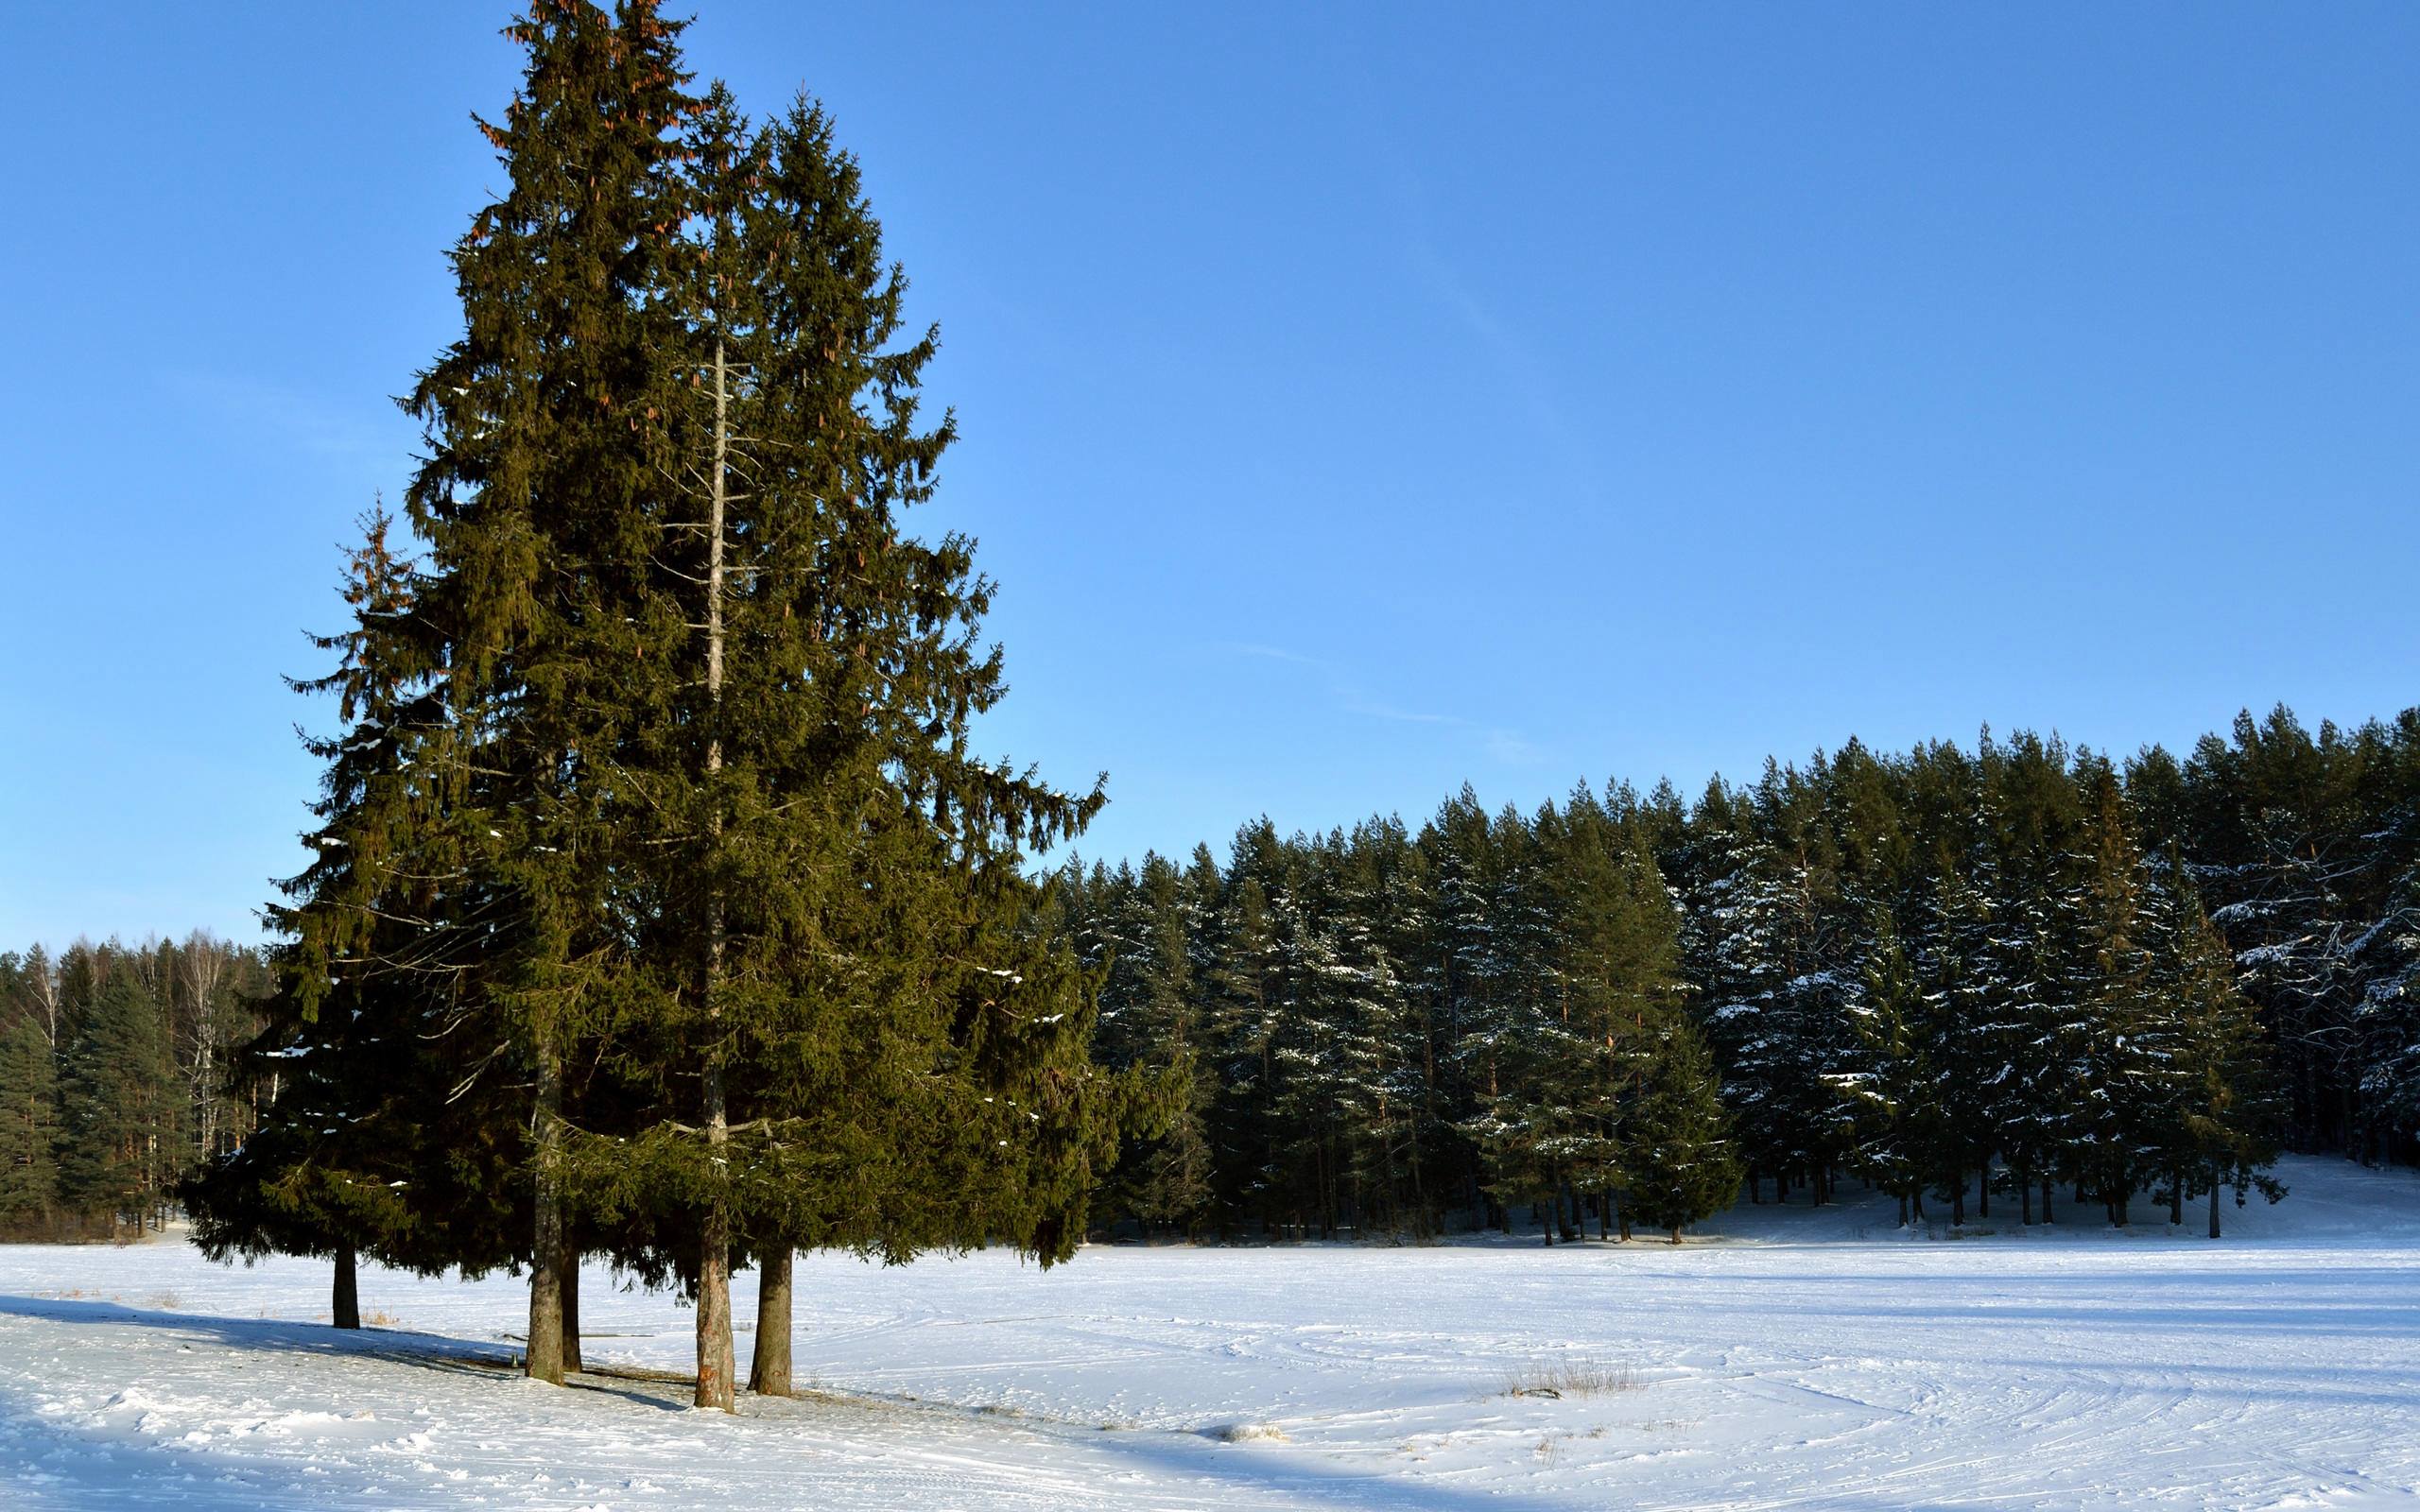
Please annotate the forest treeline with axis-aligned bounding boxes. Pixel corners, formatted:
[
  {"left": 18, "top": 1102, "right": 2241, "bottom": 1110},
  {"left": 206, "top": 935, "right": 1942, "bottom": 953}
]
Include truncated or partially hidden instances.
[
  {"left": 0, "top": 936, "right": 271, "bottom": 1240},
  {"left": 1062, "top": 705, "right": 2420, "bottom": 1246},
  {"left": 9, "top": 706, "right": 2414, "bottom": 1254}
]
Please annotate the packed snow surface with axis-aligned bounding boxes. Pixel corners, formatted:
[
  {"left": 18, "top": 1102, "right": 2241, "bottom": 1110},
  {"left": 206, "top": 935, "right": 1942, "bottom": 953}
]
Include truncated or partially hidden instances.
[{"left": 4, "top": 1155, "right": 2417, "bottom": 1509}]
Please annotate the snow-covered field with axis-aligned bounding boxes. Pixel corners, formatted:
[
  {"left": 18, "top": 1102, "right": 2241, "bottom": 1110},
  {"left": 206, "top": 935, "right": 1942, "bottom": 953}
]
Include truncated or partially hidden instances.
[{"left": 3, "top": 1156, "right": 2417, "bottom": 1510}]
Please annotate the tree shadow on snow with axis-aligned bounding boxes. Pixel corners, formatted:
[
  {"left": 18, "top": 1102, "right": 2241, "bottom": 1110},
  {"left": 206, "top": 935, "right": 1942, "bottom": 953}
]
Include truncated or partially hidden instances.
[
  {"left": 0, "top": 1291, "right": 513, "bottom": 1375},
  {"left": 0, "top": 1291, "right": 709, "bottom": 1417},
  {"left": 2, "top": 1292, "right": 1576, "bottom": 1511}
]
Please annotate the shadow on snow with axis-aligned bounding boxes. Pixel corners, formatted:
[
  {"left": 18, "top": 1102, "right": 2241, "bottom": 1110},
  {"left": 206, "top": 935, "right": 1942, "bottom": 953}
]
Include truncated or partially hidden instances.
[{"left": 0, "top": 1294, "right": 1574, "bottom": 1512}]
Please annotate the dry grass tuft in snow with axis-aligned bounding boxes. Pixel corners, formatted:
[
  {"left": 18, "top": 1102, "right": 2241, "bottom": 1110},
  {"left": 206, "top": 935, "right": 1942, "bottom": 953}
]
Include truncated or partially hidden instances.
[{"left": 1500, "top": 1357, "right": 1637, "bottom": 1399}]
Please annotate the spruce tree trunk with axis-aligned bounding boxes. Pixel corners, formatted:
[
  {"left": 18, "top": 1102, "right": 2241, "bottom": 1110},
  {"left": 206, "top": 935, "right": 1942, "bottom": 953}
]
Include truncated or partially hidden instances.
[
  {"left": 1976, "top": 1164, "right": 1988, "bottom": 1219},
  {"left": 332, "top": 1246, "right": 360, "bottom": 1330},
  {"left": 527, "top": 1040, "right": 566, "bottom": 1385},
  {"left": 693, "top": 332, "right": 737, "bottom": 1415},
  {"left": 2041, "top": 1177, "right": 2054, "bottom": 1224},
  {"left": 698, "top": 1187, "right": 734, "bottom": 1408},
  {"left": 560, "top": 1231, "right": 582, "bottom": 1373},
  {"left": 2169, "top": 1172, "right": 2184, "bottom": 1226},
  {"left": 2208, "top": 1168, "right": 2222, "bottom": 1239},
  {"left": 749, "top": 1245, "right": 793, "bottom": 1396}
]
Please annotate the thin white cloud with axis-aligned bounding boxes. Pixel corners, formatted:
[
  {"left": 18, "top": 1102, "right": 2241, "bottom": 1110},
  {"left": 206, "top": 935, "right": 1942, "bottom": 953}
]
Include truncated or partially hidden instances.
[
  {"left": 1484, "top": 729, "right": 1547, "bottom": 766},
  {"left": 1342, "top": 698, "right": 1468, "bottom": 729},
  {"left": 1219, "top": 642, "right": 1332, "bottom": 669},
  {"left": 1217, "top": 643, "right": 1537, "bottom": 765}
]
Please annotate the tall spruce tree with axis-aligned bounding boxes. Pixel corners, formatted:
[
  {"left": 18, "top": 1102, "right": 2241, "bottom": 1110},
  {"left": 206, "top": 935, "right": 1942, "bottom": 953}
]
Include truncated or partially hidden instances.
[
  {"left": 543, "top": 81, "right": 1153, "bottom": 1407},
  {"left": 2141, "top": 844, "right": 2283, "bottom": 1235},
  {"left": 1459, "top": 805, "right": 1569, "bottom": 1241},
  {"left": 1086, "top": 851, "right": 1216, "bottom": 1235},
  {"left": 1847, "top": 908, "right": 1936, "bottom": 1226},
  {"left": 1545, "top": 789, "right": 1685, "bottom": 1241},
  {"left": 222, "top": 8, "right": 1152, "bottom": 1406},
  {"left": 2066, "top": 757, "right": 2168, "bottom": 1224},
  {"left": 387, "top": 0, "right": 699, "bottom": 1387},
  {"left": 1326, "top": 820, "right": 1429, "bottom": 1239}
]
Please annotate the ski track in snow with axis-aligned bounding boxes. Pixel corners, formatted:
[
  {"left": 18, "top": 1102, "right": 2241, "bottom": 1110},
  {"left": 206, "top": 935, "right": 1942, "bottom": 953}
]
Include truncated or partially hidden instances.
[{"left": 2, "top": 1155, "right": 2417, "bottom": 1510}]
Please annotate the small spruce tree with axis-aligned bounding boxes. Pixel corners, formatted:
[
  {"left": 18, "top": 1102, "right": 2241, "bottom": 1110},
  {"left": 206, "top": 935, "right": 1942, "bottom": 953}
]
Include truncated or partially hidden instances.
[{"left": 1623, "top": 1015, "right": 1741, "bottom": 1243}]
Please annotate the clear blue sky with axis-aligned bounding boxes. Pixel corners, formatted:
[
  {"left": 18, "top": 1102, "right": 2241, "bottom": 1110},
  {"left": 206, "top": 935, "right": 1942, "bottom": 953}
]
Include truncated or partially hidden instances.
[{"left": 4, "top": 5, "right": 2416, "bottom": 950}]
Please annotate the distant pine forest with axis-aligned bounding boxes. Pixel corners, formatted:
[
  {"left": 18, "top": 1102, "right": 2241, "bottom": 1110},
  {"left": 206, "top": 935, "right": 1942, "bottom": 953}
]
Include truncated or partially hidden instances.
[{"left": 6, "top": 702, "right": 2416, "bottom": 1247}]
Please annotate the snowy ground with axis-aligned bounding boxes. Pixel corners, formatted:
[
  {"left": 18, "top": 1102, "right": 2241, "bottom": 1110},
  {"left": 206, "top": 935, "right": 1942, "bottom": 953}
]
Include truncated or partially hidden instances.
[{"left": 3, "top": 1156, "right": 2417, "bottom": 1510}]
